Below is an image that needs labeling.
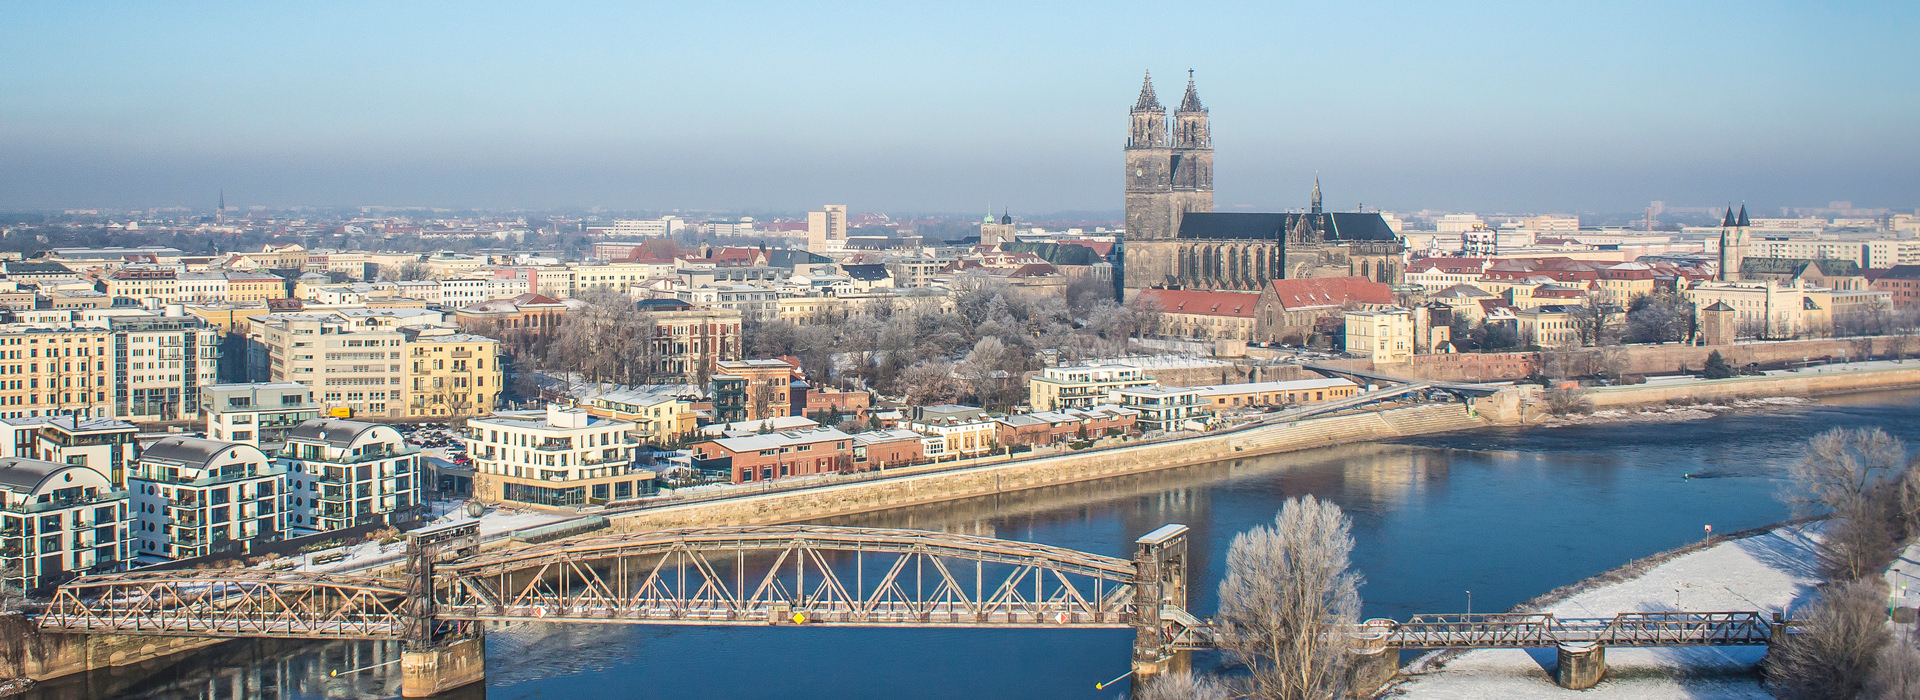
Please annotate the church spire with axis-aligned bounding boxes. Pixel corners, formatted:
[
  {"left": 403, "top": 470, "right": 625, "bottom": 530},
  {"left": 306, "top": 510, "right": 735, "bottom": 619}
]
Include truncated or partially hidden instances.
[
  {"left": 1721, "top": 206, "right": 1736, "bottom": 228},
  {"left": 1134, "top": 71, "right": 1162, "bottom": 111},
  {"left": 1736, "top": 204, "right": 1750, "bottom": 227},
  {"left": 1311, "top": 177, "right": 1323, "bottom": 216},
  {"left": 1178, "top": 69, "right": 1204, "bottom": 112}
]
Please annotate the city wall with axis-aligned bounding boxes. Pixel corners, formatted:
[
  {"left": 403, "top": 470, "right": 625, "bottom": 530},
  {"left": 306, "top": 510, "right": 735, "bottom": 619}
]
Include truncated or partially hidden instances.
[
  {"left": 606, "top": 402, "right": 1489, "bottom": 532},
  {"left": 1580, "top": 365, "right": 1920, "bottom": 410}
]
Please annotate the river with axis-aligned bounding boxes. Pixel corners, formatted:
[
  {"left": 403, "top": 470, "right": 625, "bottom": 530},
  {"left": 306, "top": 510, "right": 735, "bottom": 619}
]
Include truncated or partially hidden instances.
[{"left": 35, "top": 390, "right": 1920, "bottom": 700}]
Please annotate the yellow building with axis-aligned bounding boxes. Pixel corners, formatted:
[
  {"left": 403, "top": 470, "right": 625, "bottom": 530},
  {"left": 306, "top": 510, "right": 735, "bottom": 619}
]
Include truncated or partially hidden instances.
[
  {"left": 1515, "top": 305, "right": 1583, "bottom": 348},
  {"left": 1344, "top": 309, "right": 1414, "bottom": 365},
  {"left": 585, "top": 388, "right": 700, "bottom": 446},
  {"left": 0, "top": 327, "right": 116, "bottom": 420},
  {"left": 400, "top": 330, "right": 502, "bottom": 417},
  {"left": 1191, "top": 377, "right": 1359, "bottom": 410},
  {"left": 225, "top": 272, "right": 288, "bottom": 302}
]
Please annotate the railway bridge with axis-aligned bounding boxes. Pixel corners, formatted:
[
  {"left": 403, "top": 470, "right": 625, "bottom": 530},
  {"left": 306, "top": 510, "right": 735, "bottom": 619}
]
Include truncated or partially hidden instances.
[{"left": 33, "top": 522, "right": 1791, "bottom": 696}]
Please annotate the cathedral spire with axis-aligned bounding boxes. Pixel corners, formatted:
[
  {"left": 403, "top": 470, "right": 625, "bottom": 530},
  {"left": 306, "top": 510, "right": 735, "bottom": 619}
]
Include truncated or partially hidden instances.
[
  {"left": 1736, "top": 204, "right": 1750, "bottom": 227},
  {"left": 1311, "top": 177, "right": 1323, "bottom": 216},
  {"left": 1178, "top": 70, "right": 1204, "bottom": 112},
  {"left": 1134, "top": 71, "right": 1162, "bottom": 111},
  {"left": 1721, "top": 206, "right": 1736, "bottom": 228}
]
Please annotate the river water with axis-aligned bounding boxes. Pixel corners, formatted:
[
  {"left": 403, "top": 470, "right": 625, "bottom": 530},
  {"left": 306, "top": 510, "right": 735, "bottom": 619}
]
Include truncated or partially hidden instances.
[{"left": 35, "top": 390, "right": 1920, "bottom": 700}]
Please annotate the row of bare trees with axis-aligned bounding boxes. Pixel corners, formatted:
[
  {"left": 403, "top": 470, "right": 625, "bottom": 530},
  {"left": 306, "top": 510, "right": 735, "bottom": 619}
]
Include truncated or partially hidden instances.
[
  {"left": 1768, "top": 427, "right": 1920, "bottom": 699},
  {"left": 742, "top": 273, "right": 1160, "bottom": 410}
]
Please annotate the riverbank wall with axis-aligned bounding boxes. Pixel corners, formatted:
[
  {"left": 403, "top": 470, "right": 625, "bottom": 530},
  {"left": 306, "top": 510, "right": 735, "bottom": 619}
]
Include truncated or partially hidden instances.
[
  {"left": 605, "top": 402, "right": 1489, "bottom": 532},
  {"left": 0, "top": 613, "right": 222, "bottom": 687},
  {"left": 1579, "top": 365, "right": 1920, "bottom": 410},
  {"left": 1310, "top": 335, "right": 1916, "bottom": 383}
]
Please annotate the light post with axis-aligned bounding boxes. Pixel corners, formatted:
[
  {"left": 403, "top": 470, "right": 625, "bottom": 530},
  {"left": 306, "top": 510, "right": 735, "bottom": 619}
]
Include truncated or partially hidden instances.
[{"left": 1465, "top": 590, "right": 1472, "bottom": 618}]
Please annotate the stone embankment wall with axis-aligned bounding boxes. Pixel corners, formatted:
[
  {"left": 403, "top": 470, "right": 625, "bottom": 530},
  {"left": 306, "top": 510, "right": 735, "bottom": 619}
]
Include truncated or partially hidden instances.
[
  {"left": 1318, "top": 336, "right": 1913, "bottom": 383},
  {"left": 606, "top": 403, "right": 1488, "bottom": 532},
  {"left": 0, "top": 613, "right": 221, "bottom": 684},
  {"left": 1581, "top": 365, "right": 1920, "bottom": 409}
]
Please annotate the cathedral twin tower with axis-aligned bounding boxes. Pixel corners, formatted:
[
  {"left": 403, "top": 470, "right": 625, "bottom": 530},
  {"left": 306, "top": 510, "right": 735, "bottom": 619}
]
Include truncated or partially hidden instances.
[{"left": 1125, "top": 71, "right": 1213, "bottom": 242}]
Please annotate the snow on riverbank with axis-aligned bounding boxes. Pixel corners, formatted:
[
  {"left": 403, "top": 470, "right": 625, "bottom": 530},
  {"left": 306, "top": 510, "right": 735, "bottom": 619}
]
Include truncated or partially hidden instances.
[
  {"left": 1392, "top": 523, "right": 1824, "bottom": 699},
  {"left": 1539, "top": 396, "right": 1812, "bottom": 428}
]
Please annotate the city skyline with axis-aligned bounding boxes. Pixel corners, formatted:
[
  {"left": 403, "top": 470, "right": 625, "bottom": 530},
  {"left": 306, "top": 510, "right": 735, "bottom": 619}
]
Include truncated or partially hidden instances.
[{"left": 3, "top": 2, "right": 1916, "bottom": 213}]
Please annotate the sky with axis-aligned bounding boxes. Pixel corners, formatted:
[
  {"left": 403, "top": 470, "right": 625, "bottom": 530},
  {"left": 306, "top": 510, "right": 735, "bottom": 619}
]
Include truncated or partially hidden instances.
[{"left": 2, "top": 1, "right": 1916, "bottom": 216}]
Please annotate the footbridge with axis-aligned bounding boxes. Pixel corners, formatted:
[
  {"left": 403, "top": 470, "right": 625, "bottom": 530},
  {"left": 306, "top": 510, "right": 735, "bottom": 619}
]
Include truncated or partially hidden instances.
[
  {"left": 31, "top": 522, "right": 1792, "bottom": 695},
  {"left": 1303, "top": 362, "right": 1506, "bottom": 397}
]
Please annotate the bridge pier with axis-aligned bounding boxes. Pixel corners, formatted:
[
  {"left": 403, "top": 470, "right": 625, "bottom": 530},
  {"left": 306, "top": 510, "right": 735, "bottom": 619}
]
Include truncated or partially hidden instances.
[
  {"left": 1130, "top": 524, "right": 1190, "bottom": 685},
  {"left": 1554, "top": 643, "right": 1605, "bottom": 690},
  {"left": 401, "top": 634, "right": 485, "bottom": 698},
  {"left": 1344, "top": 647, "right": 1398, "bottom": 698}
]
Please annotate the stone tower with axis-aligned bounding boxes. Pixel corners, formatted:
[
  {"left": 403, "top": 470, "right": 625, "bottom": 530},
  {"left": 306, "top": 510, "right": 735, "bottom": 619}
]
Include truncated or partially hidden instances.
[
  {"left": 1125, "top": 72, "right": 1174, "bottom": 241},
  {"left": 1167, "top": 71, "right": 1214, "bottom": 231},
  {"left": 1701, "top": 301, "right": 1738, "bottom": 346},
  {"left": 1717, "top": 205, "right": 1750, "bottom": 282}
]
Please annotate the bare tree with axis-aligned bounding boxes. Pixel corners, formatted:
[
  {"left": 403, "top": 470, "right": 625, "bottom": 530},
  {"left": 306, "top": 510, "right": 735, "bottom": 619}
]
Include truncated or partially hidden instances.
[
  {"left": 380, "top": 260, "right": 431, "bottom": 281},
  {"left": 1215, "top": 495, "right": 1363, "bottom": 700},
  {"left": 1135, "top": 671, "right": 1232, "bottom": 700},
  {"left": 1784, "top": 428, "right": 1909, "bottom": 580},
  {"left": 1766, "top": 578, "right": 1892, "bottom": 700},
  {"left": 1865, "top": 640, "right": 1920, "bottom": 700}
]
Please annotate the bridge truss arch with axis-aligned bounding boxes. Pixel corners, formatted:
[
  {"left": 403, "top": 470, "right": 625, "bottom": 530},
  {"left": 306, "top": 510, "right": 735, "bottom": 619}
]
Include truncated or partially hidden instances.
[
  {"left": 434, "top": 525, "right": 1148, "bottom": 628},
  {"left": 38, "top": 570, "right": 419, "bottom": 639}
]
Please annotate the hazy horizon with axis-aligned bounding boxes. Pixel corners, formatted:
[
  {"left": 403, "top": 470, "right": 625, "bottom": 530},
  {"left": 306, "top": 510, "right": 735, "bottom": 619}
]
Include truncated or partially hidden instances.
[{"left": 4, "top": 2, "right": 1915, "bottom": 214}]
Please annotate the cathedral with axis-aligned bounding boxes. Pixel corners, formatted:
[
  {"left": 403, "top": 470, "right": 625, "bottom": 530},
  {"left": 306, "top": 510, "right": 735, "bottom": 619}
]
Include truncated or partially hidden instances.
[{"left": 1120, "top": 72, "right": 1403, "bottom": 298}]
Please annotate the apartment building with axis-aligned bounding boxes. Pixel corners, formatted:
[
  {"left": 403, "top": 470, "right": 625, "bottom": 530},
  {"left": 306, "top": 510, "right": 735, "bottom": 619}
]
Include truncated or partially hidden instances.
[
  {"left": 690, "top": 427, "right": 854, "bottom": 484},
  {"left": 278, "top": 419, "right": 421, "bottom": 533},
  {"left": 1113, "top": 386, "right": 1205, "bottom": 433},
  {"left": 905, "top": 405, "right": 998, "bottom": 460},
  {"left": 1515, "top": 306, "right": 1583, "bottom": 348},
  {"left": 112, "top": 315, "right": 220, "bottom": 422},
  {"left": 0, "top": 416, "right": 139, "bottom": 487},
  {"left": 633, "top": 300, "right": 743, "bottom": 384},
  {"left": 465, "top": 406, "right": 649, "bottom": 508},
  {"left": 1189, "top": 378, "right": 1359, "bottom": 411},
  {"left": 1132, "top": 289, "right": 1258, "bottom": 342},
  {"left": 584, "top": 386, "right": 700, "bottom": 447},
  {"left": 1344, "top": 309, "right": 1414, "bottom": 365},
  {"left": 0, "top": 326, "right": 116, "bottom": 420},
  {"left": 399, "top": 329, "right": 501, "bottom": 417},
  {"left": 247, "top": 314, "right": 404, "bottom": 418},
  {"left": 129, "top": 437, "right": 285, "bottom": 561},
  {"left": 201, "top": 382, "right": 319, "bottom": 450},
  {"left": 1027, "top": 364, "right": 1155, "bottom": 412},
  {"left": 104, "top": 267, "right": 177, "bottom": 305},
  {"left": 711, "top": 359, "right": 798, "bottom": 424},
  {"left": 0, "top": 457, "right": 133, "bottom": 591}
]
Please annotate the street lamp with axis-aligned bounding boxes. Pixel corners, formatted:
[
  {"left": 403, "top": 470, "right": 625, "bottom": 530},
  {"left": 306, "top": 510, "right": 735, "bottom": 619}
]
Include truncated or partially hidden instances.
[{"left": 1465, "top": 590, "right": 1472, "bottom": 618}]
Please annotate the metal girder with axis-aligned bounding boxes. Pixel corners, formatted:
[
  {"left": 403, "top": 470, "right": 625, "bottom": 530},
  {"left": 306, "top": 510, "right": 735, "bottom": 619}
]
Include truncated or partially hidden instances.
[
  {"left": 435, "top": 525, "right": 1140, "bottom": 627},
  {"left": 36, "top": 570, "right": 415, "bottom": 640},
  {"left": 1360, "top": 611, "right": 1779, "bottom": 649}
]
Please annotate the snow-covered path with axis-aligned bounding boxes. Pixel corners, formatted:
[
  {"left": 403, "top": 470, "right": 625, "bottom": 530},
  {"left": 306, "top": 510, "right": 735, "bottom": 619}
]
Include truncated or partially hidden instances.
[{"left": 1393, "top": 524, "right": 1823, "bottom": 699}]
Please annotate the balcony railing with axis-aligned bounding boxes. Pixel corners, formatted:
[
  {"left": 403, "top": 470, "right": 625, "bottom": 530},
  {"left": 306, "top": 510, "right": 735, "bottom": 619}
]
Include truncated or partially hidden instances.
[{"left": 1, "top": 489, "right": 129, "bottom": 515}]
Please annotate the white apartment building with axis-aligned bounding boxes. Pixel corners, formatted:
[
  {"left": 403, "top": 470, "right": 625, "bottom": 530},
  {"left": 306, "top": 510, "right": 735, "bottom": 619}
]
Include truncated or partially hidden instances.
[
  {"left": 1026, "top": 364, "right": 1156, "bottom": 412},
  {"left": 437, "top": 278, "right": 487, "bottom": 309},
  {"left": 111, "top": 315, "right": 220, "bottom": 423},
  {"left": 201, "top": 382, "right": 320, "bottom": 450},
  {"left": 0, "top": 416, "right": 139, "bottom": 487},
  {"left": 174, "top": 272, "right": 231, "bottom": 304},
  {"left": 129, "top": 437, "right": 286, "bottom": 561},
  {"left": 0, "top": 457, "right": 133, "bottom": 591},
  {"left": 278, "top": 419, "right": 420, "bottom": 533},
  {"left": 465, "top": 406, "right": 645, "bottom": 508},
  {"left": 1113, "top": 386, "right": 1205, "bottom": 433}
]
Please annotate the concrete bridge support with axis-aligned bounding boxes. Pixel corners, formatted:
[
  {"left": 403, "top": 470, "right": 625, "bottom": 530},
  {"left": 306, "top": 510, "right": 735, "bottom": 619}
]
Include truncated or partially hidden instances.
[
  {"left": 1345, "top": 646, "right": 1398, "bottom": 698},
  {"left": 1554, "top": 643, "right": 1605, "bottom": 690},
  {"left": 400, "top": 634, "right": 485, "bottom": 698}
]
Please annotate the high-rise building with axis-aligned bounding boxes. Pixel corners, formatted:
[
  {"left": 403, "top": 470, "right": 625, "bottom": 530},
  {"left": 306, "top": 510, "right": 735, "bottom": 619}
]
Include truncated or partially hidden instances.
[{"left": 807, "top": 205, "right": 847, "bottom": 253}]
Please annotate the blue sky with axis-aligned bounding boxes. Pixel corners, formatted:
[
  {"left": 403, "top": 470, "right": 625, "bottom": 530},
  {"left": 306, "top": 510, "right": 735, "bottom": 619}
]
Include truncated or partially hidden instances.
[{"left": 2, "top": 1, "right": 1915, "bottom": 215}]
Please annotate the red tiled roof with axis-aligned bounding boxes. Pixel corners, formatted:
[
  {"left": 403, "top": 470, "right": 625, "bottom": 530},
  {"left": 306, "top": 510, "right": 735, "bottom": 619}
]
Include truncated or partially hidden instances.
[
  {"left": 1136, "top": 289, "right": 1258, "bottom": 317},
  {"left": 1263, "top": 276, "right": 1393, "bottom": 310}
]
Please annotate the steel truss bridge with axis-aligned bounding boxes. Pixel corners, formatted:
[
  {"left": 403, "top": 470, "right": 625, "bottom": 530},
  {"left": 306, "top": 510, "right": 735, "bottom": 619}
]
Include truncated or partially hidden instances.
[{"left": 33, "top": 523, "right": 1789, "bottom": 669}]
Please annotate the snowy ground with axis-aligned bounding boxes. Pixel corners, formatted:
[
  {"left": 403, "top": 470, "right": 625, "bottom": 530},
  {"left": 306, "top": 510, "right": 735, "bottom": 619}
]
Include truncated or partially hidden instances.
[
  {"left": 1541, "top": 396, "right": 1814, "bottom": 428},
  {"left": 266, "top": 499, "right": 573, "bottom": 575},
  {"left": 1393, "top": 523, "right": 1824, "bottom": 699}
]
